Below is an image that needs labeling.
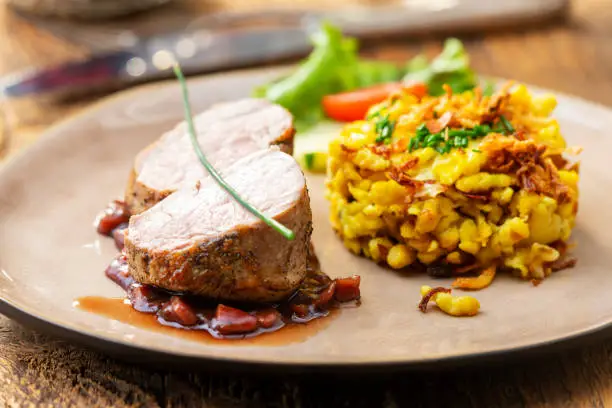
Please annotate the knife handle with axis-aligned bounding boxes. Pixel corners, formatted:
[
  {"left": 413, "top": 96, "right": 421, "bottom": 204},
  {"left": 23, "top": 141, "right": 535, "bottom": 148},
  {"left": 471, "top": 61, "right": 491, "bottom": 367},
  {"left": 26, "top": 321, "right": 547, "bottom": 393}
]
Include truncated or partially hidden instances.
[{"left": 3, "top": 52, "right": 135, "bottom": 98}]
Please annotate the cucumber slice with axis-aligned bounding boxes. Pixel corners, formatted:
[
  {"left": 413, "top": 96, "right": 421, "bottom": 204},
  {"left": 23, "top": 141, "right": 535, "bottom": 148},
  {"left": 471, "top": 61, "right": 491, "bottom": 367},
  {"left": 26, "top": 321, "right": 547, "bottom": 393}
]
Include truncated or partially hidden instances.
[{"left": 299, "top": 152, "right": 328, "bottom": 173}]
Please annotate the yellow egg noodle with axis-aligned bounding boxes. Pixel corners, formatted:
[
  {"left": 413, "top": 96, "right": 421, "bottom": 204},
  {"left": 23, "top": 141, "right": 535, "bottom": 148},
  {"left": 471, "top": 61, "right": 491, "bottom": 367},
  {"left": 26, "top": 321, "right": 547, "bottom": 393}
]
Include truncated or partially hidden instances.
[{"left": 326, "top": 84, "right": 579, "bottom": 296}]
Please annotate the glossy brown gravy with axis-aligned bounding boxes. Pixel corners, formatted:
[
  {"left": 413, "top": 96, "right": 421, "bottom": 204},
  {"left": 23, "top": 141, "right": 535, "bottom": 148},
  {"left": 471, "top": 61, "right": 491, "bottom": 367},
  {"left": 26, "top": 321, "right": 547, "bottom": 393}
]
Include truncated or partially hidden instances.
[{"left": 76, "top": 296, "right": 337, "bottom": 346}]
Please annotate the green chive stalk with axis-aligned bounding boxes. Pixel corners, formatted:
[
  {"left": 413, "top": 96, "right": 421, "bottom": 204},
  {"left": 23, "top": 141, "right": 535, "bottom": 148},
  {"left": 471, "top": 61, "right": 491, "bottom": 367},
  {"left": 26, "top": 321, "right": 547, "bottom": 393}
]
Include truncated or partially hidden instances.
[
  {"left": 499, "top": 115, "right": 515, "bottom": 135},
  {"left": 172, "top": 64, "right": 295, "bottom": 240}
]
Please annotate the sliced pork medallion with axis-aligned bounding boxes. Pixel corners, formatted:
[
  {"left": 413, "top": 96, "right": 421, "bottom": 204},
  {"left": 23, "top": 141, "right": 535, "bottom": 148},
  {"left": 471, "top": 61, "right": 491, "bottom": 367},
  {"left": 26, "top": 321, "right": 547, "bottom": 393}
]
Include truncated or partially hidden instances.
[
  {"left": 126, "top": 98, "right": 295, "bottom": 214},
  {"left": 124, "top": 149, "right": 312, "bottom": 303}
]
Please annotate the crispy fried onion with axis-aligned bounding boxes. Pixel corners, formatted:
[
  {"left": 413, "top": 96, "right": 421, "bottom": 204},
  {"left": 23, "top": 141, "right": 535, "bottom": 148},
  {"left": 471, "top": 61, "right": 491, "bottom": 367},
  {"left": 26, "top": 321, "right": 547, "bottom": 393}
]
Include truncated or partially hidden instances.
[
  {"left": 454, "top": 262, "right": 481, "bottom": 275},
  {"left": 549, "top": 257, "right": 577, "bottom": 272},
  {"left": 369, "top": 139, "right": 419, "bottom": 157},
  {"left": 387, "top": 166, "right": 425, "bottom": 196},
  {"left": 544, "top": 146, "right": 582, "bottom": 170},
  {"left": 385, "top": 158, "right": 421, "bottom": 188},
  {"left": 548, "top": 154, "right": 568, "bottom": 170},
  {"left": 546, "top": 240, "right": 577, "bottom": 272},
  {"left": 481, "top": 81, "right": 514, "bottom": 124},
  {"left": 414, "top": 182, "right": 447, "bottom": 200},
  {"left": 387, "top": 169, "right": 447, "bottom": 201},
  {"left": 418, "top": 287, "right": 451, "bottom": 313},
  {"left": 340, "top": 144, "right": 357, "bottom": 154},
  {"left": 480, "top": 135, "right": 570, "bottom": 203},
  {"left": 452, "top": 265, "right": 496, "bottom": 290},
  {"left": 398, "top": 157, "right": 420, "bottom": 171},
  {"left": 550, "top": 240, "right": 569, "bottom": 256},
  {"left": 463, "top": 193, "right": 490, "bottom": 202},
  {"left": 377, "top": 244, "right": 390, "bottom": 260},
  {"left": 426, "top": 111, "right": 453, "bottom": 134},
  {"left": 565, "top": 161, "right": 580, "bottom": 173},
  {"left": 369, "top": 144, "right": 392, "bottom": 158}
]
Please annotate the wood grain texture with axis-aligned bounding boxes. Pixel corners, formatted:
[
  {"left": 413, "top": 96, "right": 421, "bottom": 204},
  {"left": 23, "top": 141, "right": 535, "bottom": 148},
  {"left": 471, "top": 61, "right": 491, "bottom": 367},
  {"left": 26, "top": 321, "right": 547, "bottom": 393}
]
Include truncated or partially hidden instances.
[
  {"left": 1, "top": 0, "right": 612, "bottom": 406},
  {"left": 4, "top": 312, "right": 612, "bottom": 408}
]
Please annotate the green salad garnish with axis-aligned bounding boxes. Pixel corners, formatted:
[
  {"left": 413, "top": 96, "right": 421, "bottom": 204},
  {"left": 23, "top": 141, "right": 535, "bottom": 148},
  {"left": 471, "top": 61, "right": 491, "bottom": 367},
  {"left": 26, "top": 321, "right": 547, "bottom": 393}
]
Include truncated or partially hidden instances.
[
  {"left": 254, "top": 23, "right": 483, "bottom": 131},
  {"left": 402, "top": 38, "right": 477, "bottom": 96},
  {"left": 253, "top": 24, "right": 359, "bottom": 130}
]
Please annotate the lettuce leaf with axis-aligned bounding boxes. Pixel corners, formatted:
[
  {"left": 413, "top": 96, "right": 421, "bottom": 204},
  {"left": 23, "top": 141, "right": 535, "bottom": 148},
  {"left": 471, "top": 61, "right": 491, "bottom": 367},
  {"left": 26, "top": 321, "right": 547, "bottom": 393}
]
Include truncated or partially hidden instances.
[
  {"left": 253, "top": 23, "right": 360, "bottom": 130},
  {"left": 253, "top": 24, "right": 407, "bottom": 130},
  {"left": 482, "top": 79, "right": 496, "bottom": 96},
  {"left": 403, "top": 38, "right": 477, "bottom": 96},
  {"left": 254, "top": 25, "right": 478, "bottom": 130},
  {"left": 355, "top": 60, "right": 401, "bottom": 88}
]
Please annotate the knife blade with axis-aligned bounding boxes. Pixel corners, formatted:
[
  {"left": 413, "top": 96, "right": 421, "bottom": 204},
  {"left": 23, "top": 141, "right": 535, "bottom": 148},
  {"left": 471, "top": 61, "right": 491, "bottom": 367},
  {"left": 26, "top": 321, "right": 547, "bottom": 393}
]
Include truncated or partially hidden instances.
[{"left": 1, "top": 24, "right": 316, "bottom": 99}]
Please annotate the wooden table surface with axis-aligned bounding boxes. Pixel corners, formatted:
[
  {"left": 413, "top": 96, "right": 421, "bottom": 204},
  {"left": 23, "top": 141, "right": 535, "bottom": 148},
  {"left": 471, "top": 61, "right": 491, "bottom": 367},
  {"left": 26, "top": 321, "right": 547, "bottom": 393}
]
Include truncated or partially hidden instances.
[{"left": 1, "top": 0, "right": 612, "bottom": 406}]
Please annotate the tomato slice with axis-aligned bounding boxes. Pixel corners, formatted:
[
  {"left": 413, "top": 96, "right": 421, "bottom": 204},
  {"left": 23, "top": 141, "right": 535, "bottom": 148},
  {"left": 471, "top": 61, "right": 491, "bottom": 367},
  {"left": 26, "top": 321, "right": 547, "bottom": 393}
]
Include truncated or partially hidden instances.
[{"left": 322, "top": 81, "right": 428, "bottom": 122}]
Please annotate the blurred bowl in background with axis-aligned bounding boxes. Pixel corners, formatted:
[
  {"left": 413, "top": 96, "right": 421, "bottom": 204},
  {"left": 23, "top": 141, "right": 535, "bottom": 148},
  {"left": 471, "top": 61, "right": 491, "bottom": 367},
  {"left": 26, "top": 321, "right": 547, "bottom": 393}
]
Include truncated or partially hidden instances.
[{"left": 6, "top": 0, "right": 174, "bottom": 19}]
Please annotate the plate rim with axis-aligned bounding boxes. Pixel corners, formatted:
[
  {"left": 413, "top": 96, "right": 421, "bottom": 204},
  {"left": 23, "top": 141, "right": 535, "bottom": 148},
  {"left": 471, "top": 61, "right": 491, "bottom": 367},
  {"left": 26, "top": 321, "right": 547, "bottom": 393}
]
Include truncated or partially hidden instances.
[
  {"left": 1, "top": 66, "right": 612, "bottom": 371},
  {"left": 2, "top": 291, "right": 611, "bottom": 372}
]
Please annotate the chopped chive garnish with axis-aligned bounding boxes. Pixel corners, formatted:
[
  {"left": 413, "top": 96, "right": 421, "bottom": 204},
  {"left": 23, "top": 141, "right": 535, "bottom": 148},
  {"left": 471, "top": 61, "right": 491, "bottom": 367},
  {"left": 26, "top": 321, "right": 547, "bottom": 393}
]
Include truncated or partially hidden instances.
[
  {"left": 472, "top": 148, "right": 482, "bottom": 153},
  {"left": 472, "top": 124, "right": 491, "bottom": 137},
  {"left": 424, "top": 133, "right": 441, "bottom": 146},
  {"left": 172, "top": 64, "right": 295, "bottom": 241},
  {"left": 407, "top": 120, "right": 492, "bottom": 155},
  {"left": 408, "top": 137, "right": 419, "bottom": 152},
  {"left": 366, "top": 110, "right": 381, "bottom": 120},
  {"left": 499, "top": 115, "right": 515, "bottom": 135},
  {"left": 435, "top": 145, "right": 447, "bottom": 154},
  {"left": 454, "top": 135, "right": 468, "bottom": 148},
  {"left": 375, "top": 114, "right": 396, "bottom": 144}
]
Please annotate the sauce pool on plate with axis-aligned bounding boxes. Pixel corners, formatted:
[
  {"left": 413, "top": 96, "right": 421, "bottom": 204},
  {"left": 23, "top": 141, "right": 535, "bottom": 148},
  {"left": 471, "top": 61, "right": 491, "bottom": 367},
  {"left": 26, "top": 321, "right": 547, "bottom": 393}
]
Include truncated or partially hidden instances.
[
  {"left": 75, "top": 296, "right": 338, "bottom": 345},
  {"left": 78, "top": 200, "right": 362, "bottom": 343}
]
